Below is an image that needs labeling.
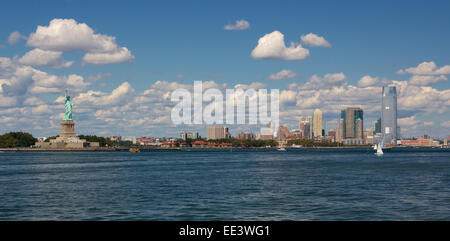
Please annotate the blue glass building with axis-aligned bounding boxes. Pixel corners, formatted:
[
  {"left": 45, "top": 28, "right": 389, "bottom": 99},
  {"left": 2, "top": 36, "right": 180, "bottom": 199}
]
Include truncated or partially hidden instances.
[{"left": 381, "top": 86, "right": 398, "bottom": 144}]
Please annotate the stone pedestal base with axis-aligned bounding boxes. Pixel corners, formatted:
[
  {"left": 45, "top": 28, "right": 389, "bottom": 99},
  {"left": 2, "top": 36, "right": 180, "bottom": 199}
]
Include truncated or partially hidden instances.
[{"left": 60, "top": 120, "right": 76, "bottom": 138}]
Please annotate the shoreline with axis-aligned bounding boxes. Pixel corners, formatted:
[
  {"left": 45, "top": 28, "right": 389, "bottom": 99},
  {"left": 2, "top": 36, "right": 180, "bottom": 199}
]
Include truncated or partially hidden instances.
[{"left": 0, "top": 146, "right": 446, "bottom": 152}]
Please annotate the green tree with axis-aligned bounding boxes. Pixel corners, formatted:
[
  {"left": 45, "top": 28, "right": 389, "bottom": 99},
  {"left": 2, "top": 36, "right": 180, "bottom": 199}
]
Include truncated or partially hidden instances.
[{"left": 0, "top": 132, "right": 37, "bottom": 147}]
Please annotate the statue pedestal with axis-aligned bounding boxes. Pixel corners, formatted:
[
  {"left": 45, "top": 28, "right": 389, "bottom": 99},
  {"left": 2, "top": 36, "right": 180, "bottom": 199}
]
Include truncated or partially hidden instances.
[{"left": 60, "top": 120, "right": 76, "bottom": 138}]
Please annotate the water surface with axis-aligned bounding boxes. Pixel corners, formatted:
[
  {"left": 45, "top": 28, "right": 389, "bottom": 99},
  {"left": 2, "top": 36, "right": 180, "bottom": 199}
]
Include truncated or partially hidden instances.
[{"left": 0, "top": 148, "right": 449, "bottom": 220}]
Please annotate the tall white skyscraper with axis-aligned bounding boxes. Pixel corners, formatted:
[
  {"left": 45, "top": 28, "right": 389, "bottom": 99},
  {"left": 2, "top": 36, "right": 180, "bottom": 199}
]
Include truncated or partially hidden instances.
[{"left": 313, "top": 109, "right": 323, "bottom": 137}]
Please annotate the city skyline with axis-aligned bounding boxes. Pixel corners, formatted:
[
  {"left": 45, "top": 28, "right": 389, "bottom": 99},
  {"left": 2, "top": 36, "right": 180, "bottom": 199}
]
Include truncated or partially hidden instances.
[{"left": 0, "top": 0, "right": 449, "bottom": 138}]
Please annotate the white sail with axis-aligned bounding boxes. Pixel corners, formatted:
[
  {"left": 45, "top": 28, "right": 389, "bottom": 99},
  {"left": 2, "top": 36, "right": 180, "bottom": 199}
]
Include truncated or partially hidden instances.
[{"left": 375, "top": 142, "right": 383, "bottom": 156}]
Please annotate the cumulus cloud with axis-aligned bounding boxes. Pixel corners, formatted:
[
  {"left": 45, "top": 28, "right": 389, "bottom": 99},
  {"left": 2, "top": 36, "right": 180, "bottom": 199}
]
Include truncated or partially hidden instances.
[
  {"left": 300, "top": 73, "right": 347, "bottom": 90},
  {"left": 358, "top": 75, "right": 379, "bottom": 87},
  {"left": 300, "top": 33, "right": 331, "bottom": 48},
  {"left": 397, "top": 61, "right": 450, "bottom": 75},
  {"left": 85, "top": 73, "right": 112, "bottom": 83},
  {"left": 441, "top": 120, "right": 450, "bottom": 128},
  {"left": 0, "top": 57, "right": 89, "bottom": 104},
  {"left": 233, "top": 82, "right": 267, "bottom": 90},
  {"left": 267, "top": 69, "right": 298, "bottom": 81},
  {"left": 398, "top": 116, "right": 420, "bottom": 126},
  {"left": 423, "top": 121, "right": 434, "bottom": 126},
  {"left": 224, "top": 20, "right": 250, "bottom": 30},
  {"left": 27, "top": 18, "right": 134, "bottom": 65},
  {"left": 251, "top": 31, "right": 310, "bottom": 61},
  {"left": 18, "top": 48, "right": 74, "bottom": 68},
  {"left": 7, "top": 31, "right": 26, "bottom": 45},
  {"left": 82, "top": 47, "right": 134, "bottom": 64},
  {"left": 408, "top": 75, "right": 447, "bottom": 86},
  {"left": 74, "top": 81, "right": 134, "bottom": 106},
  {"left": 280, "top": 90, "right": 297, "bottom": 106}
]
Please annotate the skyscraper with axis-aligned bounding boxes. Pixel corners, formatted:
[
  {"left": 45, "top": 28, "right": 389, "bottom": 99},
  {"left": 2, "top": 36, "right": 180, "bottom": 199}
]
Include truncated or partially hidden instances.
[
  {"left": 206, "top": 126, "right": 231, "bottom": 140},
  {"left": 299, "top": 116, "right": 313, "bottom": 138},
  {"left": 374, "top": 118, "right": 381, "bottom": 134},
  {"left": 313, "top": 109, "right": 323, "bottom": 137},
  {"left": 344, "top": 107, "right": 363, "bottom": 139},
  {"left": 338, "top": 107, "right": 364, "bottom": 144},
  {"left": 381, "top": 86, "right": 397, "bottom": 144}
]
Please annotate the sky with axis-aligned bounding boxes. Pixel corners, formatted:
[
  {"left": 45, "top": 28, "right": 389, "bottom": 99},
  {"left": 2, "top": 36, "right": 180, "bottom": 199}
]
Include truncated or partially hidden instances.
[{"left": 0, "top": 0, "right": 449, "bottom": 138}]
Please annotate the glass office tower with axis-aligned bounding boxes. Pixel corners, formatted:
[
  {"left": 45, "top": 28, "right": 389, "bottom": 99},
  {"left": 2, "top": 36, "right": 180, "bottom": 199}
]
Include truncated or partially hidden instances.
[{"left": 381, "top": 86, "right": 397, "bottom": 144}]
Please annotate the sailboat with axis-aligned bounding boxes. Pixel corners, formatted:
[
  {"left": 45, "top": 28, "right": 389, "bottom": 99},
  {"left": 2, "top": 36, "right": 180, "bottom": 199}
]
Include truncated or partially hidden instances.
[
  {"left": 373, "top": 143, "right": 378, "bottom": 150},
  {"left": 375, "top": 135, "right": 385, "bottom": 156},
  {"left": 375, "top": 143, "right": 383, "bottom": 156},
  {"left": 277, "top": 146, "right": 286, "bottom": 151}
]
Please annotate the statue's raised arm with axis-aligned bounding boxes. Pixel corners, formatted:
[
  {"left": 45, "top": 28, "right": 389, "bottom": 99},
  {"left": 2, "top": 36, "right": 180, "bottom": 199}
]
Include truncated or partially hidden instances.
[{"left": 63, "top": 89, "right": 73, "bottom": 121}]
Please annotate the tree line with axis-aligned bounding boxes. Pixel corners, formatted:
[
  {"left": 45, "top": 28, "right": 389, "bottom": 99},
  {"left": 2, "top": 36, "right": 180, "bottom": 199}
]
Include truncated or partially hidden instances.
[{"left": 0, "top": 132, "right": 37, "bottom": 148}]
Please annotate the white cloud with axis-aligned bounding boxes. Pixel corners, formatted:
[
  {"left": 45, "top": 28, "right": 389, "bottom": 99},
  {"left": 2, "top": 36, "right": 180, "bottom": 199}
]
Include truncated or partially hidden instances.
[
  {"left": 300, "top": 72, "right": 347, "bottom": 90},
  {"left": 441, "top": 120, "right": 450, "bottom": 128},
  {"left": 398, "top": 116, "right": 420, "bottom": 126},
  {"left": 18, "top": 48, "right": 73, "bottom": 68},
  {"left": 280, "top": 90, "right": 297, "bottom": 106},
  {"left": 82, "top": 47, "right": 134, "bottom": 65},
  {"left": 74, "top": 81, "right": 134, "bottom": 106},
  {"left": 358, "top": 75, "right": 379, "bottom": 87},
  {"left": 27, "top": 18, "right": 134, "bottom": 65},
  {"left": 7, "top": 31, "right": 26, "bottom": 45},
  {"left": 224, "top": 20, "right": 250, "bottom": 30},
  {"left": 408, "top": 75, "right": 447, "bottom": 86},
  {"left": 423, "top": 121, "right": 434, "bottom": 126},
  {"left": 267, "top": 69, "right": 298, "bottom": 81},
  {"left": 233, "top": 82, "right": 267, "bottom": 90},
  {"left": 251, "top": 31, "right": 310, "bottom": 61},
  {"left": 27, "top": 19, "right": 117, "bottom": 52},
  {"left": 0, "top": 57, "right": 89, "bottom": 103},
  {"left": 85, "top": 73, "right": 112, "bottom": 83},
  {"left": 397, "top": 61, "right": 450, "bottom": 75},
  {"left": 300, "top": 33, "right": 331, "bottom": 48}
]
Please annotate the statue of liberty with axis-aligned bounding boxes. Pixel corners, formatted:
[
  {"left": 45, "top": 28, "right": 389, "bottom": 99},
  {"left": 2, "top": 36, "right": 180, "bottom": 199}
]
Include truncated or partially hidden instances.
[{"left": 63, "top": 89, "right": 73, "bottom": 121}]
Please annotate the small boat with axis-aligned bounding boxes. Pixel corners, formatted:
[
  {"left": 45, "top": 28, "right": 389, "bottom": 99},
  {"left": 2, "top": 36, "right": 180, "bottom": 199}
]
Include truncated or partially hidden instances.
[
  {"left": 291, "top": 144, "right": 302, "bottom": 148},
  {"left": 375, "top": 144, "right": 383, "bottom": 156},
  {"left": 277, "top": 147, "right": 286, "bottom": 151},
  {"left": 375, "top": 140, "right": 383, "bottom": 156},
  {"left": 129, "top": 147, "right": 140, "bottom": 152}
]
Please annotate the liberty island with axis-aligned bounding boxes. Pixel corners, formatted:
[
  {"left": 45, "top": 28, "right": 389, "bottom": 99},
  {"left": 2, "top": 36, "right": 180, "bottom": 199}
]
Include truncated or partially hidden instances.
[{"left": 35, "top": 90, "right": 99, "bottom": 149}]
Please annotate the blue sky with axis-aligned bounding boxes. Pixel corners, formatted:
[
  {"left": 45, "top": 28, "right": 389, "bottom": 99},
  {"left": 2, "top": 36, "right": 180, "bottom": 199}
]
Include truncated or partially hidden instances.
[{"left": 0, "top": 0, "right": 449, "bottom": 138}]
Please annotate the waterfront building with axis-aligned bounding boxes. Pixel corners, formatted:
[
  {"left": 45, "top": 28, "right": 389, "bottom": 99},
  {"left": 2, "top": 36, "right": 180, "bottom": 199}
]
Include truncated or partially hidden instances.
[
  {"left": 277, "top": 126, "right": 291, "bottom": 141},
  {"left": 338, "top": 107, "right": 364, "bottom": 144},
  {"left": 237, "top": 132, "right": 256, "bottom": 140},
  {"left": 187, "top": 132, "right": 199, "bottom": 139},
  {"left": 180, "top": 131, "right": 187, "bottom": 140},
  {"left": 257, "top": 128, "right": 274, "bottom": 140},
  {"left": 337, "top": 111, "right": 345, "bottom": 143},
  {"left": 364, "top": 128, "right": 374, "bottom": 144},
  {"left": 206, "top": 126, "right": 231, "bottom": 140},
  {"left": 313, "top": 109, "right": 323, "bottom": 137},
  {"left": 374, "top": 118, "right": 381, "bottom": 134},
  {"left": 381, "top": 86, "right": 398, "bottom": 144},
  {"left": 325, "top": 120, "right": 338, "bottom": 135},
  {"left": 109, "top": 136, "right": 122, "bottom": 141},
  {"left": 299, "top": 116, "right": 313, "bottom": 138},
  {"left": 136, "top": 137, "right": 154, "bottom": 145},
  {"left": 398, "top": 136, "right": 440, "bottom": 147},
  {"left": 180, "top": 132, "right": 200, "bottom": 140}
]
